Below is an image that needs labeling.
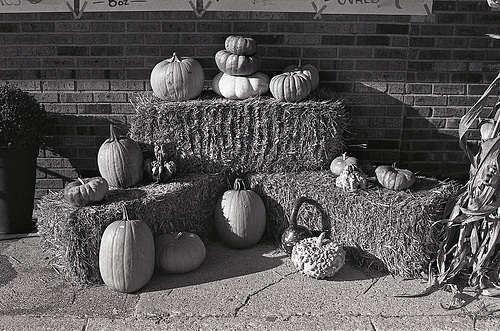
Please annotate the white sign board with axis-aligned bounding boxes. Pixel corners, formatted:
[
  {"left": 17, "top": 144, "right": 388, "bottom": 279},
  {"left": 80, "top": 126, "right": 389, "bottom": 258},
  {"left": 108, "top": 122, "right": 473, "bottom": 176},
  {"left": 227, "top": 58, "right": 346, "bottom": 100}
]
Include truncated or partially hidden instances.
[{"left": 0, "top": 0, "right": 434, "bottom": 18}]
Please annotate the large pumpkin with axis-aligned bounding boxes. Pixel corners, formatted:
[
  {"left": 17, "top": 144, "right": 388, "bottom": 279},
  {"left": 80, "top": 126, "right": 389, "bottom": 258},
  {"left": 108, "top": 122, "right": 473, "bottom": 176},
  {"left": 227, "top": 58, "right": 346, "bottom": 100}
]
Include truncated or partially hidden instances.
[
  {"left": 283, "top": 60, "right": 319, "bottom": 91},
  {"left": 214, "top": 178, "right": 266, "bottom": 249},
  {"left": 150, "top": 52, "right": 204, "bottom": 101},
  {"left": 155, "top": 232, "right": 206, "bottom": 274},
  {"left": 375, "top": 165, "right": 416, "bottom": 191},
  {"left": 215, "top": 50, "right": 261, "bottom": 76},
  {"left": 97, "top": 124, "right": 143, "bottom": 189},
  {"left": 270, "top": 71, "right": 312, "bottom": 102},
  {"left": 99, "top": 206, "right": 155, "bottom": 293},
  {"left": 225, "top": 35, "right": 257, "bottom": 55},
  {"left": 212, "top": 72, "right": 269, "bottom": 100},
  {"left": 64, "top": 177, "right": 109, "bottom": 207}
]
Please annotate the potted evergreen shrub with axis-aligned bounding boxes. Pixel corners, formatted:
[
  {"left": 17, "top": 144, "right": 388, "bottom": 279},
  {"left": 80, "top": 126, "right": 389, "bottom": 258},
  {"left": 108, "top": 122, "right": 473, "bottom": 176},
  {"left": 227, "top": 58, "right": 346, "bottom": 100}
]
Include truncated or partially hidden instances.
[{"left": 0, "top": 83, "right": 47, "bottom": 234}]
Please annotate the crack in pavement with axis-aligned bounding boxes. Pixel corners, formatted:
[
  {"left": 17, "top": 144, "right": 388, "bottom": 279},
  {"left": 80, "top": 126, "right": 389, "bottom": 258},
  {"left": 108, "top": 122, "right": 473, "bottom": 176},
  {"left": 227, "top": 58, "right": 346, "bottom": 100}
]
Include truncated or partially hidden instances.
[{"left": 233, "top": 270, "right": 297, "bottom": 317}]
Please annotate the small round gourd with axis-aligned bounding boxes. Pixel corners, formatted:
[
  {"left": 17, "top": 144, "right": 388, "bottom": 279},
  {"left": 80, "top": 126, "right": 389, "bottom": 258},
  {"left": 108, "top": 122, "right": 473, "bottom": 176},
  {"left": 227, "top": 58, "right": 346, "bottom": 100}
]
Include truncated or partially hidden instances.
[
  {"left": 155, "top": 232, "right": 206, "bottom": 274},
  {"left": 212, "top": 72, "right": 269, "bottom": 100},
  {"left": 214, "top": 178, "right": 266, "bottom": 249},
  {"left": 283, "top": 60, "right": 319, "bottom": 91},
  {"left": 270, "top": 71, "right": 312, "bottom": 102},
  {"left": 97, "top": 124, "right": 143, "bottom": 189},
  {"left": 375, "top": 164, "right": 416, "bottom": 191},
  {"left": 330, "top": 153, "right": 359, "bottom": 176},
  {"left": 150, "top": 52, "right": 204, "bottom": 101},
  {"left": 215, "top": 50, "right": 261, "bottom": 76},
  {"left": 64, "top": 177, "right": 109, "bottom": 207},
  {"left": 99, "top": 206, "right": 155, "bottom": 293},
  {"left": 225, "top": 35, "right": 257, "bottom": 55}
]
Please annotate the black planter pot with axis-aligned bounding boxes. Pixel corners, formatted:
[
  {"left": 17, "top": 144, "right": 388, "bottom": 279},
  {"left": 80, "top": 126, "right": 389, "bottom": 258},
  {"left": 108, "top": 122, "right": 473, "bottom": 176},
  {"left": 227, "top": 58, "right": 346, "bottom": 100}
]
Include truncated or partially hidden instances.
[{"left": 0, "top": 146, "right": 38, "bottom": 234}]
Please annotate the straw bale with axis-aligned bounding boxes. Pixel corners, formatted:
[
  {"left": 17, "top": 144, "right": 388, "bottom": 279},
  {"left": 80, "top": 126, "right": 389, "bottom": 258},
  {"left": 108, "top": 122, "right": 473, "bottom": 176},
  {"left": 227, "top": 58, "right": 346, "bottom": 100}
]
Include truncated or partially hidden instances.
[
  {"left": 247, "top": 171, "right": 462, "bottom": 278},
  {"left": 36, "top": 173, "right": 226, "bottom": 285},
  {"left": 129, "top": 89, "right": 346, "bottom": 174}
]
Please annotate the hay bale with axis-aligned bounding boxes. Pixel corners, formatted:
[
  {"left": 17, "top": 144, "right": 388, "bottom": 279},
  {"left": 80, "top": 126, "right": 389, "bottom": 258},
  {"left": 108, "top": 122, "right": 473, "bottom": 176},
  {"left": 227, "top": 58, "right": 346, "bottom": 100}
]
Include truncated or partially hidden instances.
[
  {"left": 247, "top": 171, "right": 462, "bottom": 278},
  {"left": 36, "top": 173, "right": 227, "bottom": 285},
  {"left": 129, "top": 89, "right": 346, "bottom": 174}
]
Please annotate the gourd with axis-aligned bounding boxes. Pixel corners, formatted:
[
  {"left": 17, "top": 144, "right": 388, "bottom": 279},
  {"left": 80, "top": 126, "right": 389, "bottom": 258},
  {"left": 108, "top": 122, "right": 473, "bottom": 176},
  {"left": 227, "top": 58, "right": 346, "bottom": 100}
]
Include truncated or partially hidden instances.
[
  {"left": 214, "top": 178, "right": 266, "bottom": 249},
  {"left": 99, "top": 206, "right": 155, "bottom": 293},
  {"left": 291, "top": 232, "right": 346, "bottom": 279},
  {"left": 269, "top": 71, "right": 312, "bottom": 102},
  {"left": 144, "top": 143, "right": 176, "bottom": 183},
  {"left": 155, "top": 232, "right": 206, "bottom": 274},
  {"left": 280, "top": 196, "right": 319, "bottom": 255},
  {"left": 330, "top": 153, "right": 359, "bottom": 176},
  {"left": 150, "top": 52, "right": 204, "bottom": 101},
  {"left": 479, "top": 119, "right": 497, "bottom": 141},
  {"left": 64, "top": 177, "right": 109, "bottom": 207},
  {"left": 97, "top": 124, "right": 143, "bottom": 189},
  {"left": 225, "top": 35, "right": 257, "bottom": 55},
  {"left": 212, "top": 72, "right": 269, "bottom": 100},
  {"left": 335, "top": 164, "right": 368, "bottom": 192},
  {"left": 215, "top": 50, "right": 261, "bottom": 76},
  {"left": 375, "top": 164, "right": 416, "bottom": 191},
  {"left": 283, "top": 60, "right": 319, "bottom": 91}
]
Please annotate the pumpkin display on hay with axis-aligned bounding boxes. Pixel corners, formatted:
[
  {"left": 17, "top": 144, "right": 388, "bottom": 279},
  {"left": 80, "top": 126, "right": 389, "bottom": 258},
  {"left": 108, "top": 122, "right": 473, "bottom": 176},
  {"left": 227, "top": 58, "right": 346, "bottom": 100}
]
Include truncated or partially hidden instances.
[
  {"left": 431, "top": 72, "right": 500, "bottom": 294},
  {"left": 246, "top": 170, "right": 461, "bottom": 278},
  {"left": 37, "top": 173, "right": 227, "bottom": 285}
]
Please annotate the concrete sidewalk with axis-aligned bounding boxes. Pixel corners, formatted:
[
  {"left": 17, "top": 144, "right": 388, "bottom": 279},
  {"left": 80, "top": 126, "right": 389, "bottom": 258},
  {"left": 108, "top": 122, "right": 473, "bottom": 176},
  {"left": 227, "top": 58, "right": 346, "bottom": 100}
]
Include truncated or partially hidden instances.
[{"left": 1, "top": 235, "right": 500, "bottom": 331}]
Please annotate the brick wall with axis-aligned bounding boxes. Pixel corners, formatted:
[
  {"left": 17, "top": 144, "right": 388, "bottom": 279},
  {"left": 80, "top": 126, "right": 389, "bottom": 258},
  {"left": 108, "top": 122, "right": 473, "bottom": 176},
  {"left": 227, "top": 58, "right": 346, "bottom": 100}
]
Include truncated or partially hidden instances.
[{"left": 1, "top": 0, "right": 499, "bottom": 203}]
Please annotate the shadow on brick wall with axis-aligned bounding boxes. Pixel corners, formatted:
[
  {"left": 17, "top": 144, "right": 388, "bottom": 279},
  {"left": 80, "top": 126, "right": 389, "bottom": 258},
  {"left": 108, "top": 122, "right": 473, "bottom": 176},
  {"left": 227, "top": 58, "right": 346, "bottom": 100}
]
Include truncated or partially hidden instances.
[{"left": 338, "top": 84, "right": 470, "bottom": 182}]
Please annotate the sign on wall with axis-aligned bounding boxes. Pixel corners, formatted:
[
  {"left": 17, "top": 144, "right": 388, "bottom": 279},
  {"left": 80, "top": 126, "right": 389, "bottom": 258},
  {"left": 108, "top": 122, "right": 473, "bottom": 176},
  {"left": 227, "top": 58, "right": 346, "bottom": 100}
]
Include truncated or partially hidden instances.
[{"left": 0, "top": 0, "right": 433, "bottom": 18}]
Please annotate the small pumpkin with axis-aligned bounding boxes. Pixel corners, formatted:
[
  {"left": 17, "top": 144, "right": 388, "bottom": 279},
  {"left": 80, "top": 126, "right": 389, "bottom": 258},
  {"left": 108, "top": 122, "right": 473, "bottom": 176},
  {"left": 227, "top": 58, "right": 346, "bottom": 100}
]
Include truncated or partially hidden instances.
[
  {"left": 330, "top": 152, "right": 359, "bottom": 176},
  {"left": 155, "top": 232, "right": 206, "bottom": 274},
  {"left": 150, "top": 52, "right": 204, "bottom": 101},
  {"left": 291, "top": 232, "right": 346, "bottom": 279},
  {"left": 283, "top": 60, "right": 319, "bottom": 91},
  {"left": 99, "top": 206, "right": 155, "bottom": 293},
  {"left": 212, "top": 72, "right": 269, "bottom": 100},
  {"left": 269, "top": 71, "right": 311, "bottom": 102},
  {"left": 64, "top": 177, "right": 109, "bottom": 207},
  {"left": 375, "top": 164, "right": 416, "bottom": 191},
  {"left": 225, "top": 35, "right": 257, "bottom": 55},
  {"left": 97, "top": 124, "right": 143, "bottom": 189},
  {"left": 215, "top": 50, "right": 261, "bottom": 76},
  {"left": 214, "top": 178, "right": 266, "bottom": 249}
]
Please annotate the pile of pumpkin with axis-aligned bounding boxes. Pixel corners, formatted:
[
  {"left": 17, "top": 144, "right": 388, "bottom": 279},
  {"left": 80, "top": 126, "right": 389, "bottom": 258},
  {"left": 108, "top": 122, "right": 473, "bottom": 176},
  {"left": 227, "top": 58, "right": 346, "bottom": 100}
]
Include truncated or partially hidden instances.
[{"left": 150, "top": 35, "right": 320, "bottom": 102}]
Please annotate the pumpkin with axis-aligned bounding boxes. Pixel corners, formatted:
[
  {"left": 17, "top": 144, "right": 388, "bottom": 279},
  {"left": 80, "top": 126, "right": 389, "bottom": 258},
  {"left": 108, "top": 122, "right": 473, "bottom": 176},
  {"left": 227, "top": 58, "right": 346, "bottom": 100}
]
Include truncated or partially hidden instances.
[
  {"left": 215, "top": 50, "right": 261, "bottom": 76},
  {"left": 155, "top": 232, "right": 206, "bottom": 274},
  {"left": 97, "top": 124, "right": 143, "bottom": 189},
  {"left": 375, "top": 164, "right": 416, "bottom": 191},
  {"left": 330, "top": 152, "right": 359, "bottom": 176},
  {"left": 214, "top": 178, "right": 266, "bottom": 249},
  {"left": 269, "top": 71, "right": 312, "bottom": 102},
  {"left": 64, "top": 177, "right": 109, "bottom": 207},
  {"left": 283, "top": 60, "right": 319, "bottom": 91},
  {"left": 150, "top": 52, "right": 204, "bottom": 101},
  {"left": 225, "top": 35, "right": 257, "bottom": 55},
  {"left": 99, "top": 206, "right": 155, "bottom": 293},
  {"left": 291, "top": 232, "right": 345, "bottom": 279},
  {"left": 212, "top": 72, "right": 269, "bottom": 100},
  {"left": 335, "top": 164, "right": 367, "bottom": 192}
]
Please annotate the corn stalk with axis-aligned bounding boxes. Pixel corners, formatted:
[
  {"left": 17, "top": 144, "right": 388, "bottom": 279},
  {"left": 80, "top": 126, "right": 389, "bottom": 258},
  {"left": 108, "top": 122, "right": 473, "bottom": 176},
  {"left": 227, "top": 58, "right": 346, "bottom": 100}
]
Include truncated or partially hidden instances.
[{"left": 435, "top": 71, "right": 500, "bottom": 291}]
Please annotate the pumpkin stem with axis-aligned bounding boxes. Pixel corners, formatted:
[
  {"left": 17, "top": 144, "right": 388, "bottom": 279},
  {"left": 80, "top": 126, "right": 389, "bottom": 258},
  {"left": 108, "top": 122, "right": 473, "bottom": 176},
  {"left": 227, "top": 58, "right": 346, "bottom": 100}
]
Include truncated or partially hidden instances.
[
  {"left": 342, "top": 152, "right": 348, "bottom": 160},
  {"left": 233, "top": 178, "right": 247, "bottom": 191},
  {"left": 109, "top": 124, "right": 118, "bottom": 142},
  {"left": 77, "top": 177, "right": 85, "bottom": 185},
  {"left": 175, "top": 232, "right": 183, "bottom": 240},
  {"left": 122, "top": 205, "right": 130, "bottom": 221},
  {"left": 171, "top": 52, "right": 180, "bottom": 62},
  {"left": 316, "top": 232, "right": 326, "bottom": 247}
]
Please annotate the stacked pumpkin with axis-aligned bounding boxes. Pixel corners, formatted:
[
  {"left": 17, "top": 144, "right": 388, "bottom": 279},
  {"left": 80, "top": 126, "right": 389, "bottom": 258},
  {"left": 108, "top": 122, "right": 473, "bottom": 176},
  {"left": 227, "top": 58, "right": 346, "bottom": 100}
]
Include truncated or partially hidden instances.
[{"left": 212, "top": 35, "right": 269, "bottom": 100}]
